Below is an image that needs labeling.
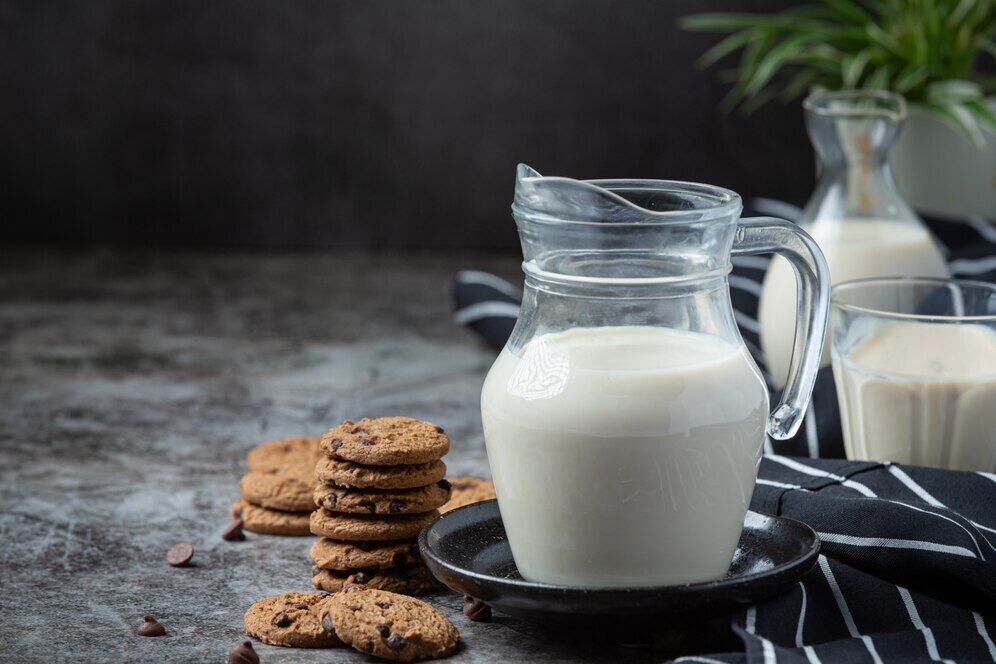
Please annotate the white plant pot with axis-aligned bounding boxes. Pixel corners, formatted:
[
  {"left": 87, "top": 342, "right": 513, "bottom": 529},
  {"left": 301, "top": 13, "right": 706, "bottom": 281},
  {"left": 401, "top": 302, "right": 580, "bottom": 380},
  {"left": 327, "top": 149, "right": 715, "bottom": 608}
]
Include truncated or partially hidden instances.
[{"left": 890, "top": 100, "right": 996, "bottom": 220}]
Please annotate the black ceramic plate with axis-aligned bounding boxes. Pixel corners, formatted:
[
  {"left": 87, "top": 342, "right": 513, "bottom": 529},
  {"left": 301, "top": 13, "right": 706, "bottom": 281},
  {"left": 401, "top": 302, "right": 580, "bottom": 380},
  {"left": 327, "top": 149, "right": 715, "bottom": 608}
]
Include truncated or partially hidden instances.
[{"left": 419, "top": 500, "right": 819, "bottom": 622}]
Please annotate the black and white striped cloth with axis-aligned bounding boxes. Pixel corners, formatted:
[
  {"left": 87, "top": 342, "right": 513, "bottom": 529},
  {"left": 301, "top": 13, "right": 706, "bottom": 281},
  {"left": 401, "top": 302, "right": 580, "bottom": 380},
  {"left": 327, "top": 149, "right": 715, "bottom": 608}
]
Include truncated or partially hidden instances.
[{"left": 453, "top": 205, "right": 996, "bottom": 663}]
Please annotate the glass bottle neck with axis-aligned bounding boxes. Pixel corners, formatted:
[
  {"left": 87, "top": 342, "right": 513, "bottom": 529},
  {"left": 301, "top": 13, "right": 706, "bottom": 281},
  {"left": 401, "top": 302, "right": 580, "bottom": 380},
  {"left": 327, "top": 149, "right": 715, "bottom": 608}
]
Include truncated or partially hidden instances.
[{"left": 803, "top": 95, "right": 918, "bottom": 225}]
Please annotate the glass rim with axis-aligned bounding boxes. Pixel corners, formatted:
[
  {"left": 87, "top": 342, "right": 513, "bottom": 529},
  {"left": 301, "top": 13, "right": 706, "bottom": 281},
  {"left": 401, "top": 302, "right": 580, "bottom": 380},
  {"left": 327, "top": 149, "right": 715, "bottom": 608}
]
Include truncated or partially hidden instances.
[
  {"left": 803, "top": 89, "right": 907, "bottom": 122},
  {"left": 831, "top": 277, "right": 996, "bottom": 323}
]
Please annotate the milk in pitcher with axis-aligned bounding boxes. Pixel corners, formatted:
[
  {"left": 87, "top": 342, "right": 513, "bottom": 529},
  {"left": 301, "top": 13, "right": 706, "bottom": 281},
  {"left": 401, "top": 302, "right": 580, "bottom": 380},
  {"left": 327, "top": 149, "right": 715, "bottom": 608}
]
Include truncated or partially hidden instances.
[{"left": 481, "top": 326, "right": 768, "bottom": 587}]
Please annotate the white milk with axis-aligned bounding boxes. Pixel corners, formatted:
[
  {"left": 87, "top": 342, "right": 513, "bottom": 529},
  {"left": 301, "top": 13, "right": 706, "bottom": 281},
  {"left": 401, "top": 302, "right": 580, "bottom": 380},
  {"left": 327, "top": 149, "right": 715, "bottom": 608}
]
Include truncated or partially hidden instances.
[
  {"left": 833, "top": 321, "right": 996, "bottom": 471},
  {"left": 758, "top": 220, "right": 949, "bottom": 387},
  {"left": 480, "top": 326, "right": 768, "bottom": 587}
]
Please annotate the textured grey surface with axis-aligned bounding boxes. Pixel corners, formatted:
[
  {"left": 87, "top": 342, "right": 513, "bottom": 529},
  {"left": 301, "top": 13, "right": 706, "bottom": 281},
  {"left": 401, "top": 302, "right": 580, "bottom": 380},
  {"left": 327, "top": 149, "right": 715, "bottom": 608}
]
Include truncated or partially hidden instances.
[{"left": 0, "top": 249, "right": 688, "bottom": 663}]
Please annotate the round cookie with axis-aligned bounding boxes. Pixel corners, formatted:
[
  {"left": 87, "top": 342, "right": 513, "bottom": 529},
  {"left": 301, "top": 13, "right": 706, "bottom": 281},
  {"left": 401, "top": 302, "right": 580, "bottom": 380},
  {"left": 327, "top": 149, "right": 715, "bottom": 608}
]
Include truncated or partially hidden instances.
[
  {"left": 232, "top": 499, "right": 312, "bottom": 536},
  {"left": 329, "top": 587, "right": 459, "bottom": 661},
  {"left": 439, "top": 477, "right": 496, "bottom": 514},
  {"left": 243, "top": 591, "right": 341, "bottom": 648},
  {"left": 311, "top": 565, "right": 438, "bottom": 596},
  {"left": 321, "top": 417, "right": 450, "bottom": 466},
  {"left": 240, "top": 468, "right": 316, "bottom": 512},
  {"left": 314, "top": 480, "right": 451, "bottom": 515},
  {"left": 246, "top": 436, "right": 321, "bottom": 472},
  {"left": 315, "top": 457, "right": 447, "bottom": 490},
  {"left": 310, "top": 538, "right": 420, "bottom": 571},
  {"left": 310, "top": 509, "right": 440, "bottom": 542}
]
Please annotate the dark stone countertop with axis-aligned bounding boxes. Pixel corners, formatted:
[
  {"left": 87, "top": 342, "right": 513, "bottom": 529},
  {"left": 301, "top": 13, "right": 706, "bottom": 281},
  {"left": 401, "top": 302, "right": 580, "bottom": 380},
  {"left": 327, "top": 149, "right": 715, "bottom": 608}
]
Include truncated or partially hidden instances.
[{"left": 0, "top": 249, "right": 700, "bottom": 663}]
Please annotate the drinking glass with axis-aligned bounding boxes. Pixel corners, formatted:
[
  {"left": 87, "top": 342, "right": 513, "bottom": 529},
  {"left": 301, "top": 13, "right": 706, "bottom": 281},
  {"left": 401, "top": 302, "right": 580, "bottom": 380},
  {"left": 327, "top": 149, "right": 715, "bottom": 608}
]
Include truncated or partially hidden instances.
[{"left": 831, "top": 277, "right": 996, "bottom": 471}]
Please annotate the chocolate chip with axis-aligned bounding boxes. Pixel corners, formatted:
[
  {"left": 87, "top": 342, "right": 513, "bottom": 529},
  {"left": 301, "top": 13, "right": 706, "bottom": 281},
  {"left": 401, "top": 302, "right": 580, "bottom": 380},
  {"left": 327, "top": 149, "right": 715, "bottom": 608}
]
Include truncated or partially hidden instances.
[
  {"left": 463, "top": 596, "right": 492, "bottom": 622},
  {"left": 289, "top": 602, "right": 308, "bottom": 610},
  {"left": 322, "top": 613, "right": 335, "bottom": 634},
  {"left": 357, "top": 438, "right": 375, "bottom": 446},
  {"left": 438, "top": 479, "right": 452, "bottom": 490},
  {"left": 434, "top": 425, "right": 445, "bottom": 433},
  {"left": 325, "top": 492, "right": 338, "bottom": 506},
  {"left": 166, "top": 542, "right": 194, "bottom": 567},
  {"left": 227, "top": 641, "right": 258, "bottom": 664},
  {"left": 349, "top": 604, "right": 361, "bottom": 611},
  {"left": 221, "top": 518, "right": 246, "bottom": 542},
  {"left": 360, "top": 500, "right": 376, "bottom": 513},
  {"left": 136, "top": 615, "right": 166, "bottom": 637},
  {"left": 376, "top": 624, "right": 390, "bottom": 638},
  {"left": 227, "top": 640, "right": 259, "bottom": 664},
  {"left": 355, "top": 429, "right": 369, "bottom": 436},
  {"left": 353, "top": 571, "right": 370, "bottom": 584},
  {"left": 376, "top": 601, "right": 392, "bottom": 609},
  {"left": 389, "top": 500, "right": 406, "bottom": 513},
  {"left": 272, "top": 612, "right": 292, "bottom": 627},
  {"left": 331, "top": 438, "right": 343, "bottom": 451},
  {"left": 386, "top": 634, "right": 407, "bottom": 651}
]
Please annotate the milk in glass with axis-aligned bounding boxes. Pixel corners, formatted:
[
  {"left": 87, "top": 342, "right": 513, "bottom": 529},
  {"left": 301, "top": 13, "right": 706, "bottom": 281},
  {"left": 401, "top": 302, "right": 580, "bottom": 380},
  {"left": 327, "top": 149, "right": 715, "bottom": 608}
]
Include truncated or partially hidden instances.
[{"left": 833, "top": 321, "right": 996, "bottom": 471}]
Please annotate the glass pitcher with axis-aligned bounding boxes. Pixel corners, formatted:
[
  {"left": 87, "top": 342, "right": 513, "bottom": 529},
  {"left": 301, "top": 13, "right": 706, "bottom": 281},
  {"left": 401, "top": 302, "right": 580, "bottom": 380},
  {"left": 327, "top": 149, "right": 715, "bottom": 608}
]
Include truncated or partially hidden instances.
[
  {"left": 480, "top": 165, "right": 830, "bottom": 588},
  {"left": 759, "top": 90, "right": 950, "bottom": 387}
]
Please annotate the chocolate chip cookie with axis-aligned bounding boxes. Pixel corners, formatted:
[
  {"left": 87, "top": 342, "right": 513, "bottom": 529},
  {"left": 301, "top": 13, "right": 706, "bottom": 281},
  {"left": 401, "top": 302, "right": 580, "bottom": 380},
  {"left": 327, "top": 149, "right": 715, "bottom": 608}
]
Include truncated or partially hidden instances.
[
  {"left": 243, "top": 591, "right": 341, "bottom": 648},
  {"left": 232, "top": 499, "right": 312, "bottom": 536},
  {"left": 239, "top": 468, "right": 316, "bottom": 512},
  {"left": 310, "top": 538, "right": 420, "bottom": 571},
  {"left": 439, "top": 477, "right": 496, "bottom": 514},
  {"left": 246, "top": 436, "right": 321, "bottom": 472},
  {"left": 311, "top": 565, "right": 437, "bottom": 596},
  {"left": 329, "top": 587, "right": 459, "bottom": 661},
  {"left": 315, "top": 457, "right": 447, "bottom": 490},
  {"left": 313, "top": 480, "right": 451, "bottom": 515},
  {"left": 321, "top": 417, "right": 450, "bottom": 466},
  {"left": 310, "top": 509, "right": 440, "bottom": 542}
]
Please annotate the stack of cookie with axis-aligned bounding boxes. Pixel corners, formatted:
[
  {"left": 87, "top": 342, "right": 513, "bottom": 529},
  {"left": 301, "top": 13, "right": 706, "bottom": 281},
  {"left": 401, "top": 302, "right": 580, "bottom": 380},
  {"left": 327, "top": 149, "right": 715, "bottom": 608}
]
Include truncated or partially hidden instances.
[
  {"left": 232, "top": 436, "right": 321, "bottom": 536},
  {"left": 243, "top": 588, "right": 459, "bottom": 660},
  {"left": 309, "top": 417, "right": 452, "bottom": 595}
]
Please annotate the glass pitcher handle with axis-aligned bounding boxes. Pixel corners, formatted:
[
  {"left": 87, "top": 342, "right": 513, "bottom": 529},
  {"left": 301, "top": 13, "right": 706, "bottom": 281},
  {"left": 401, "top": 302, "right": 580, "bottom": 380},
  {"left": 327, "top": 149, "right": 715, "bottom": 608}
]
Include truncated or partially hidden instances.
[{"left": 732, "top": 217, "right": 830, "bottom": 440}]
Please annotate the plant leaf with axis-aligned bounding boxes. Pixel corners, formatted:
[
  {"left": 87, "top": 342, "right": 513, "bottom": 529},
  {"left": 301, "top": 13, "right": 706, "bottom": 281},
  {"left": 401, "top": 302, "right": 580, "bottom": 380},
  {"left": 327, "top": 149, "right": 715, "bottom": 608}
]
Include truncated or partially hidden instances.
[
  {"left": 745, "top": 33, "right": 830, "bottom": 97},
  {"left": 842, "top": 49, "right": 872, "bottom": 87},
  {"left": 780, "top": 68, "right": 825, "bottom": 102},
  {"left": 964, "top": 99, "right": 996, "bottom": 133},
  {"left": 820, "top": 0, "right": 873, "bottom": 25},
  {"left": 697, "top": 29, "right": 760, "bottom": 69},
  {"left": 927, "top": 79, "right": 984, "bottom": 103},
  {"left": 893, "top": 65, "right": 932, "bottom": 92},
  {"left": 864, "top": 64, "right": 894, "bottom": 90},
  {"left": 924, "top": 101, "right": 987, "bottom": 148}
]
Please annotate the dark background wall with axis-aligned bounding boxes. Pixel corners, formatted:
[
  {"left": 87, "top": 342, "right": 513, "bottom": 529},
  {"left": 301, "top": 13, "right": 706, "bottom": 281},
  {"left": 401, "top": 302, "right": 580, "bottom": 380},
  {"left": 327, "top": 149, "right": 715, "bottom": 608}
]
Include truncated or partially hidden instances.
[{"left": 0, "top": 0, "right": 811, "bottom": 250}]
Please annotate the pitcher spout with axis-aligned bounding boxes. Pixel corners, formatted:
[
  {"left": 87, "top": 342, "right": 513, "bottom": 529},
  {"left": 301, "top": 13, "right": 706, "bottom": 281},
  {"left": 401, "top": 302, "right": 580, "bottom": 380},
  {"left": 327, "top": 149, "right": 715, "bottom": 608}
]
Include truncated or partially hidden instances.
[
  {"left": 511, "top": 165, "right": 743, "bottom": 282},
  {"left": 513, "top": 163, "right": 742, "bottom": 226}
]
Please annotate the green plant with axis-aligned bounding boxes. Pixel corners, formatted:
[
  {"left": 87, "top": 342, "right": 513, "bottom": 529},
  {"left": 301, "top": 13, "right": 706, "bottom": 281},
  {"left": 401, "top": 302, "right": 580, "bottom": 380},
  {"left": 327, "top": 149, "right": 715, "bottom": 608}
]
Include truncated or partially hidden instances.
[{"left": 681, "top": 0, "right": 996, "bottom": 146}]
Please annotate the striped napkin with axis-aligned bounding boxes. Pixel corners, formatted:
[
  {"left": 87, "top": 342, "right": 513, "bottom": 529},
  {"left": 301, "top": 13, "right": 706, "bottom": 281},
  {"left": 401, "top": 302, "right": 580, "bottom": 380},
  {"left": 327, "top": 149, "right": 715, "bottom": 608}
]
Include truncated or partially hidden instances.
[{"left": 453, "top": 204, "right": 996, "bottom": 663}]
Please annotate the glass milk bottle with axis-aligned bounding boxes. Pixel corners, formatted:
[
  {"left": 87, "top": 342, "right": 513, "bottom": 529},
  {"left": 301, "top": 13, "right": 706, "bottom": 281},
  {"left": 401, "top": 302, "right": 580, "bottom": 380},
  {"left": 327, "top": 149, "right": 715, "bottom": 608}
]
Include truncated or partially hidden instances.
[
  {"left": 759, "top": 90, "right": 950, "bottom": 387},
  {"left": 481, "top": 165, "right": 830, "bottom": 587}
]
